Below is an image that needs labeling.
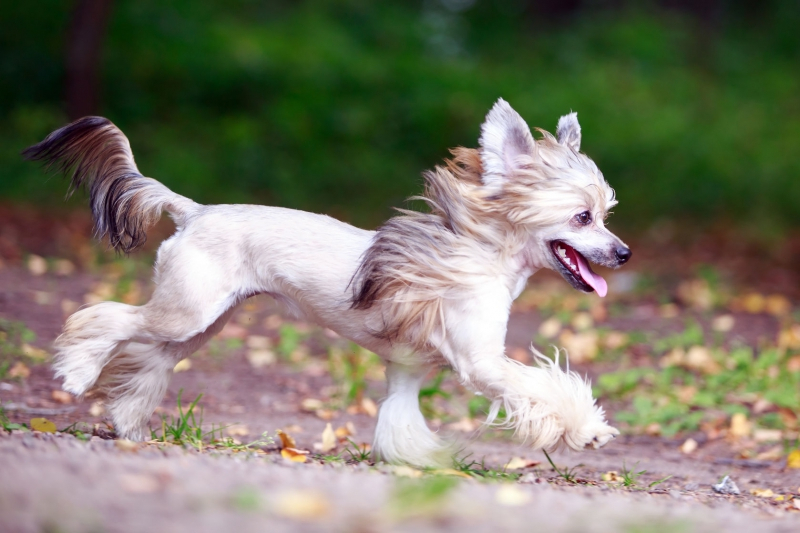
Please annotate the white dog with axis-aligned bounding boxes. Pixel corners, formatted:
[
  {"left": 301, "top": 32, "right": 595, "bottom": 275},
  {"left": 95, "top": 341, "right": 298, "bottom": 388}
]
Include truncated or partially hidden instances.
[{"left": 25, "top": 99, "right": 630, "bottom": 467}]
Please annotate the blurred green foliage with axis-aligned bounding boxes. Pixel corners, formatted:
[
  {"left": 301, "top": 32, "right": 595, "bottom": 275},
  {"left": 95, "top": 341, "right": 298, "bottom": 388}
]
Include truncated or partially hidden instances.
[{"left": 2, "top": 1, "right": 800, "bottom": 228}]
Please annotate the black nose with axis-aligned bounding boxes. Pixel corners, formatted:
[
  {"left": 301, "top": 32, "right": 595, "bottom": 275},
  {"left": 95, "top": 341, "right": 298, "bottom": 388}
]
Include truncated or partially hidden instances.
[{"left": 615, "top": 246, "right": 632, "bottom": 264}]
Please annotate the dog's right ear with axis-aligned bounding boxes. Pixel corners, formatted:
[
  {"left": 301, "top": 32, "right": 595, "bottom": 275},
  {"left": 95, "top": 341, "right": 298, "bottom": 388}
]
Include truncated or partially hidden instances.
[{"left": 479, "top": 98, "right": 535, "bottom": 190}]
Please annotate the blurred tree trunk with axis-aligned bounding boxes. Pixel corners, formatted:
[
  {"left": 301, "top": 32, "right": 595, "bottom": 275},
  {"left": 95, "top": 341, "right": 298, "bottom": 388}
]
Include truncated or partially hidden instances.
[{"left": 65, "top": 0, "right": 113, "bottom": 119}]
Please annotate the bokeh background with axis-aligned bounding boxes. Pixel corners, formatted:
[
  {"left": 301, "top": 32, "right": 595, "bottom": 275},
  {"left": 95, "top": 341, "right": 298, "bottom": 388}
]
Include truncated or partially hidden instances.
[{"left": 3, "top": 0, "right": 800, "bottom": 231}]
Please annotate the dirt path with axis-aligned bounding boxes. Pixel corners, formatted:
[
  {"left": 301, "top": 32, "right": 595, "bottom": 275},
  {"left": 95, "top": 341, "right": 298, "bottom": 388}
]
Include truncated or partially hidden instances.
[{"left": 2, "top": 260, "right": 800, "bottom": 532}]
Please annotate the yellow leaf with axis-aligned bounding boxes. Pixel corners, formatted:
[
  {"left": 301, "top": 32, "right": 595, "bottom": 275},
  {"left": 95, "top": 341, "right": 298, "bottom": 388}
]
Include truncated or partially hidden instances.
[
  {"left": 750, "top": 488, "right": 775, "bottom": 498},
  {"left": 391, "top": 465, "right": 423, "bottom": 478},
  {"left": 277, "top": 429, "right": 297, "bottom": 449},
  {"left": 601, "top": 471, "right": 621, "bottom": 482},
  {"left": 787, "top": 449, "right": 800, "bottom": 469},
  {"left": 281, "top": 448, "right": 309, "bottom": 463},
  {"left": 504, "top": 457, "right": 541, "bottom": 470},
  {"left": 8, "top": 361, "right": 30, "bottom": 379},
  {"left": 430, "top": 468, "right": 471, "bottom": 479},
  {"left": 314, "top": 423, "right": 336, "bottom": 453},
  {"left": 30, "top": 418, "right": 57, "bottom": 433},
  {"left": 729, "top": 413, "right": 751, "bottom": 438},
  {"left": 172, "top": 359, "right": 192, "bottom": 372},
  {"left": 334, "top": 422, "right": 355, "bottom": 440}
]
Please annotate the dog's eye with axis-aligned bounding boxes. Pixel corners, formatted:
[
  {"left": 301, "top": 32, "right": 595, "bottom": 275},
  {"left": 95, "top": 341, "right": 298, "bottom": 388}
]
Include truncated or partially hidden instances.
[{"left": 576, "top": 211, "right": 592, "bottom": 225}]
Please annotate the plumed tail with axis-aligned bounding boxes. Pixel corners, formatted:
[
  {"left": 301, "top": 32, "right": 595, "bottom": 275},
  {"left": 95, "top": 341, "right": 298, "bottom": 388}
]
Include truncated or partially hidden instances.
[{"left": 22, "top": 116, "right": 198, "bottom": 253}]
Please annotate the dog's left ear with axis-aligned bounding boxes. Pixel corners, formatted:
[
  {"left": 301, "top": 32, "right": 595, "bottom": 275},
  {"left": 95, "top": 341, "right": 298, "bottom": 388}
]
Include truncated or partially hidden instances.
[
  {"left": 556, "top": 112, "right": 581, "bottom": 151},
  {"left": 479, "top": 98, "right": 535, "bottom": 189}
]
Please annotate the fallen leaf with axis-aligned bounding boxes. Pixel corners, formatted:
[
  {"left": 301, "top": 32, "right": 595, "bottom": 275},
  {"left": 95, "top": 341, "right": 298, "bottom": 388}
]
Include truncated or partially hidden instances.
[
  {"left": 27, "top": 255, "right": 47, "bottom": 276},
  {"left": 8, "top": 362, "right": 30, "bottom": 379},
  {"left": 280, "top": 448, "right": 309, "bottom": 463},
  {"left": 659, "top": 303, "right": 680, "bottom": 318},
  {"left": 51, "top": 390, "right": 73, "bottom": 404},
  {"left": 60, "top": 299, "right": 79, "bottom": 315},
  {"left": 601, "top": 471, "right": 621, "bottom": 482},
  {"left": 711, "top": 314, "right": 735, "bottom": 332},
  {"left": 765, "top": 294, "right": 791, "bottom": 316},
  {"left": 314, "top": 423, "right": 336, "bottom": 453},
  {"left": 246, "top": 349, "right": 276, "bottom": 368},
  {"left": 218, "top": 322, "right": 247, "bottom": 339},
  {"left": 445, "top": 417, "right": 477, "bottom": 433},
  {"left": 753, "top": 429, "right": 782, "bottom": 443},
  {"left": 680, "top": 438, "right": 698, "bottom": 454},
  {"left": 315, "top": 409, "right": 338, "bottom": 420},
  {"left": 558, "top": 329, "right": 599, "bottom": 363},
  {"left": 246, "top": 335, "right": 271, "bottom": 349},
  {"left": 334, "top": 422, "right": 355, "bottom": 440},
  {"left": 277, "top": 429, "right": 297, "bottom": 449},
  {"left": 172, "top": 359, "right": 192, "bottom": 372},
  {"left": 792, "top": 500, "right": 800, "bottom": 511},
  {"left": 741, "top": 293, "right": 766, "bottom": 314},
  {"left": 786, "top": 449, "right": 800, "bottom": 469},
  {"left": 685, "top": 346, "right": 721, "bottom": 374},
  {"left": 30, "top": 418, "right": 57, "bottom": 433},
  {"left": 750, "top": 488, "right": 775, "bottom": 498},
  {"left": 361, "top": 397, "right": 378, "bottom": 417},
  {"left": 226, "top": 424, "right": 250, "bottom": 437},
  {"left": 115, "top": 439, "right": 139, "bottom": 452},
  {"left": 730, "top": 413, "right": 751, "bottom": 438},
  {"left": 538, "top": 317, "right": 561, "bottom": 339},
  {"left": 301, "top": 398, "right": 324, "bottom": 411},
  {"left": 755, "top": 446, "right": 783, "bottom": 461},
  {"left": 53, "top": 259, "right": 75, "bottom": 276},
  {"left": 430, "top": 468, "right": 471, "bottom": 478},
  {"left": 391, "top": 465, "right": 423, "bottom": 478},
  {"left": 495, "top": 485, "right": 530, "bottom": 506},
  {"left": 263, "top": 314, "right": 283, "bottom": 330},
  {"left": 504, "top": 457, "right": 541, "bottom": 470},
  {"left": 88, "top": 401, "right": 105, "bottom": 417},
  {"left": 21, "top": 344, "right": 49, "bottom": 362},
  {"left": 603, "top": 331, "right": 628, "bottom": 350},
  {"left": 273, "top": 490, "right": 329, "bottom": 519}
]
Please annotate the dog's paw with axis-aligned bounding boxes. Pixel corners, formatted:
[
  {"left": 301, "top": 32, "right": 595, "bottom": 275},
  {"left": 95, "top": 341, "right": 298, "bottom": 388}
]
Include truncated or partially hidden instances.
[{"left": 585, "top": 425, "right": 620, "bottom": 449}]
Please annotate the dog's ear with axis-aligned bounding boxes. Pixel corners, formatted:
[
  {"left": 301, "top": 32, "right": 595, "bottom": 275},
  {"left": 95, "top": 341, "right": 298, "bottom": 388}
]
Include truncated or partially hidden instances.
[
  {"left": 556, "top": 112, "right": 581, "bottom": 151},
  {"left": 479, "top": 98, "right": 535, "bottom": 189}
]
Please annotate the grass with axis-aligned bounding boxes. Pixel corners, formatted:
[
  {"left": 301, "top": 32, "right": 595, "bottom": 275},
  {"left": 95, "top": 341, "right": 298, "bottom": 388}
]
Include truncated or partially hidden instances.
[
  {"left": 543, "top": 450, "right": 582, "bottom": 484},
  {"left": 149, "top": 389, "right": 273, "bottom": 452},
  {"left": 0, "top": 404, "right": 26, "bottom": 432},
  {"left": 452, "top": 455, "right": 521, "bottom": 482},
  {"left": 0, "top": 319, "right": 41, "bottom": 380},
  {"left": 327, "top": 343, "right": 382, "bottom": 407}
]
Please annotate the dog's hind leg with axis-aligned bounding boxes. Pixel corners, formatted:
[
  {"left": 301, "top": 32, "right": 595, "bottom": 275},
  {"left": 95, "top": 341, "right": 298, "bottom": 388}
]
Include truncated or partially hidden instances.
[
  {"left": 96, "top": 306, "right": 239, "bottom": 441},
  {"left": 372, "top": 362, "right": 454, "bottom": 467}
]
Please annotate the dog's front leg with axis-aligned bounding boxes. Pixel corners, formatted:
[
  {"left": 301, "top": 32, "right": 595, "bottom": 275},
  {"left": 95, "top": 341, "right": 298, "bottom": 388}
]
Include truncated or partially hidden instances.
[{"left": 372, "top": 361, "right": 454, "bottom": 467}]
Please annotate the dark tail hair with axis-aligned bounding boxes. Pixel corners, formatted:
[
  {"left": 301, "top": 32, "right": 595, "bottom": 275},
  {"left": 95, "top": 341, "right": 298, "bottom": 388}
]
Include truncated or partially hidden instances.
[{"left": 23, "top": 116, "right": 196, "bottom": 253}]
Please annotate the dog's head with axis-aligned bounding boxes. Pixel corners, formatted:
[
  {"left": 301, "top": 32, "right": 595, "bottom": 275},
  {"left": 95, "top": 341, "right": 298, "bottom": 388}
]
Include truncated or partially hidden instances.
[{"left": 478, "top": 99, "right": 631, "bottom": 296}]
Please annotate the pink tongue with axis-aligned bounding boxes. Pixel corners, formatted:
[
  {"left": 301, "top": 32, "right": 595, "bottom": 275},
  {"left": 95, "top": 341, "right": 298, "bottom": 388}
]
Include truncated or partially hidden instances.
[{"left": 575, "top": 252, "right": 608, "bottom": 297}]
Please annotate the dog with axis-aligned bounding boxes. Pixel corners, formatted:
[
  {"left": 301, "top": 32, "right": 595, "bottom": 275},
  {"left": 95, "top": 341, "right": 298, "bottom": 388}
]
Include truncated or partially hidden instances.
[{"left": 24, "top": 99, "right": 630, "bottom": 467}]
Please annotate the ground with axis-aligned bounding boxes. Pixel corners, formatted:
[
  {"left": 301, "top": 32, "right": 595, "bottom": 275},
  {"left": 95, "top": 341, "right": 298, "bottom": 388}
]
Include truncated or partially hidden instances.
[{"left": 1, "top": 211, "right": 800, "bottom": 532}]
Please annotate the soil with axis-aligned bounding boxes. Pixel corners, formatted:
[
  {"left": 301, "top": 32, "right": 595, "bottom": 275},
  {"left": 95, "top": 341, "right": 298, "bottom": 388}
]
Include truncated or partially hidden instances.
[{"left": 1, "top": 214, "right": 800, "bottom": 532}]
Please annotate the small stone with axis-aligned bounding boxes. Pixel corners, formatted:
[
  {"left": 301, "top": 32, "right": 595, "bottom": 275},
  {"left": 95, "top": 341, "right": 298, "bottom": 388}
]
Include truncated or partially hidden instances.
[{"left": 712, "top": 475, "right": 740, "bottom": 495}]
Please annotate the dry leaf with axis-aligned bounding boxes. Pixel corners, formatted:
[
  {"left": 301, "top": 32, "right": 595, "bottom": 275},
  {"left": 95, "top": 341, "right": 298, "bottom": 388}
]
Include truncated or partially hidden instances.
[
  {"left": 504, "top": 457, "right": 541, "bottom": 470},
  {"left": 603, "top": 331, "right": 628, "bottom": 350},
  {"left": 445, "top": 417, "right": 477, "bottom": 433},
  {"left": 8, "top": 362, "right": 31, "bottom": 379},
  {"left": 277, "top": 429, "right": 297, "bottom": 449},
  {"left": 218, "top": 322, "right": 247, "bottom": 339},
  {"left": 115, "top": 439, "right": 139, "bottom": 452},
  {"left": 685, "top": 346, "right": 722, "bottom": 374},
  {"left": 538, "top": 317, "right": 561, "bottom": 339},
  {"left": 361, "top": 397, "right": 378, "bottom": 417},
  {"left": 659, "top": 303, "right": 680, "bottom": 318},
  {"left": 334, "top": 422, "right": 355, "bottom": 440},
  {"left": 21, "top": 343, "right": 49, "bottom": 362},
  {"left": 680, "top": 438, "right": 698, "bottom": 454},
  {"left": 315, "top": 409, "right": 338, "bottom": 420},
  {"left": 571, "top": 312, "right": 594, "bottom": 331},
  {"left": 711, "top": 314, "right": 735, "bottom": 332},
  {"left": 246, "top": 335, "right": 271, "bottom": 349},
  {"left": 741, "top": 293, "right": 766, "bottom": 314},
  {"left": 729, "top": 413, "right": 751, "bottom": 438},
  {"left": 495, "top": 485, "right": 530, "bottom": 506},
  {"left": 51, "top": 390, "right": 73, "bottom": 404},
  {"left": 765, "top": 294, "right": 791, "bottom": 316},
  {"left": 60, "top": 299, "right": 79, "bottom": 316},
  {"left": 30, "top": 418, "right": 57, "bottom": 433},
  {"left": 755, "top": 446, "right": 783, "bottom": 461},
  {"left": 53, "top": 259, "right": 75, "bottom": 276},
  {"left": 601, "top": 471, "right": 621, "bottom": 482},
  {"left": 27, "top": 255, "right": 47, "bottom": 276},
  {"left": 750, "top": 488, "right": 775, "bottom": 498},
  {"left": 173, "top": 359, "right": 192, "bottom": 372},
  {"left": 431, "top": 468, "right": 471, "bottom": 478},
  {"left": 792, "top": 499, "right": 800, "bottom": 511},
  {"left": 226, "top": 424, "right": 250, "bottom": 437},
  {"left": 301, "top": 398, "right": 324, "bottom": 411},
  {"left": 273, "top": 490, "right": 329, "bottom": 519},
  {"left": 89, "top": 400, "right": 105, "bottom": 417},
  {"left": 391, "top": 465, "right": 423, "bottom": 478},
  {"left": 263, "top": 314, "right": 283, "bottom": 330},
  {"left": 280, "top": 448, "right": 309, "bottom": 463},
  {"left": 246, "top": 349, "right": 276, "bottom": 368},
  {"left": 753, "top": 429, "right": 782, "bottom": 443},
  {"left": 314, "top": 423, "right": 336, "bottom": 453},
  {"left": 558, "top": 329, "right": 599, "bottom": 363},
  {"left": 786, "top": 449, "right": 800, "bottom": 469}
]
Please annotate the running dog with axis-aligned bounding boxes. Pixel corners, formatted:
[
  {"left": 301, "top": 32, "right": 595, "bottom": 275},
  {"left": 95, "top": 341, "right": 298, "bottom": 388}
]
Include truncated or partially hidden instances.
[{"left": 24, "top": 99, "right": 631, "bottom": 467}]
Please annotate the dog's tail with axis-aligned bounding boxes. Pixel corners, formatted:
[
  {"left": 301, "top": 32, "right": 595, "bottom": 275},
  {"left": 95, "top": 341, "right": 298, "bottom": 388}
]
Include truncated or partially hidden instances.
[{"left": 22, "top": 116, "right": 199, "bottom": 253}]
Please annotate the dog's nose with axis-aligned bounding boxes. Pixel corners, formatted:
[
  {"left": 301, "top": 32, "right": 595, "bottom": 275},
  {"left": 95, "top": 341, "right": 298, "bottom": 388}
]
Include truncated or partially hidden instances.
[{"left": 615, "top": 246, "right": 632, "bottom": 264}]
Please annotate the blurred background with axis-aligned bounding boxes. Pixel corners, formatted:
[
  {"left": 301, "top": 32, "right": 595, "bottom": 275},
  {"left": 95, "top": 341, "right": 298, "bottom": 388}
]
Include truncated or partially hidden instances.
[{"left": 2, "top": 0, "right": 800, "bottom": 232}]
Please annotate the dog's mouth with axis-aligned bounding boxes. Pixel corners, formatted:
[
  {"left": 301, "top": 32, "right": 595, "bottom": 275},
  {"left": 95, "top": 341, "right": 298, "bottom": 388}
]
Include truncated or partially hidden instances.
[{"left": 549, "top": 241, "right": 608, "bottom": 297}]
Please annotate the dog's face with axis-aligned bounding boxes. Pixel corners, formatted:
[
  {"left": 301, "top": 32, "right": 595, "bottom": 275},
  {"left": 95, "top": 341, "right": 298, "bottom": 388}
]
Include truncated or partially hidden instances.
[{"left": 478, "top": 100, "right": 630, "bottom": 297}]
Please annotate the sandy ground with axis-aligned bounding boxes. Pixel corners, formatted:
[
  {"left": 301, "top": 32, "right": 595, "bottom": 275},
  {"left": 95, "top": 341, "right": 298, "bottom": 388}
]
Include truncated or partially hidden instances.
[{"left": 2, "top": 258, "right": 800, "bottom": 532}]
